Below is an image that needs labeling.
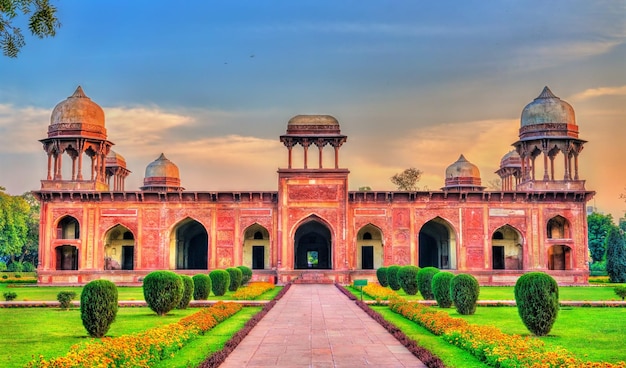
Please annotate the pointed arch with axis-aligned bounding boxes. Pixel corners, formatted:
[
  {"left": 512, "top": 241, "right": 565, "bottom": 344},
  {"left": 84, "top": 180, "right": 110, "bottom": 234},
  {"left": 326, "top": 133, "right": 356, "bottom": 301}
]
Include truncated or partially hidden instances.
[
  {"left": 491, "top": 224, "right": 523, "bottom": 270},
  {"left": 243, "top": 223, "right": 270, "bottom": 270},
  {"left": 356, "top": 224, "right": 384, "bottom": 270},
  {"left": 103, "top": 224, "right": 135, "bottom": 270},
  {"left": 293, "top": 215, "right": 333, "bottom": 270},
  {"left": 169, "top": 217, "right": 208, "bottom": 270},
  {"left": 547, "top": 215, "right": 571, "bottom": 239},
  {"left": 418, "top": 217, "right": 457, "bottom": 269},
  {"left": 55, "top": 215, "right": 80, "bottom": 239}
]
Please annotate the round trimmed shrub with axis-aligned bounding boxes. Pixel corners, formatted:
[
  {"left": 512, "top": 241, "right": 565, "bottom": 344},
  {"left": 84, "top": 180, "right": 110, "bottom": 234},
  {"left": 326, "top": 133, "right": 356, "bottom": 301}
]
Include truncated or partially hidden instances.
[
  {"left": 237, "top": 265, "right": 253, "bottom": 285},
  {"left": 192, "top": 274, "right": 212, "bottom": 300},
  {"left": 450, "top": 273, "right": 479, "bottom": 315},
  {"left": 210, "top": 269, "right": 230, "bottom": 296},
  {"left": 376, "top": 267, "right": 389, "bottom": 287},
  {"left": 226, "top": 267, "right": 243, "bottom": 291},
  {"left": 177, "top": 275, "right": 194, "bottom": 309},
  {"left": 143, "top": 270, "right": 183, "bottom": 316},
  {"left": 386, "top": 265, "right": 402, "bottom": 291},
  {"left": 80, "top": 280, "right": 118, "bottom": 337},
  {"left": 57, "top": 291, "right": 77, "bottom": 310},
  {"left": 397, "top": 265, "right": 420, "bottom": 295},
  {"left": 431, "top": 271, "right": 454, "bottom": 308},
  {"left": 514, "top": 272, "right": 559, "bottom": 336},
  {"left": 417, "top": 267, "right": 440, "bottom": 300}
]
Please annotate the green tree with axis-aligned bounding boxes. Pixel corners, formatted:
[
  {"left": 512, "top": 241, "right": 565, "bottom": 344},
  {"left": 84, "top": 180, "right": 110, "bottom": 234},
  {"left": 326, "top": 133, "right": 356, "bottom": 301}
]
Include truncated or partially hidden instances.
[
  {"left": 587, "top": 212, "right": 614, "bottom": 263},
  {"left": 390, "top": 168, "right": 422, "bottom": 191},
  {"left": 606, "top": 227, "right": 626, "bottom": 283},
  {"left": 1, "top": 0, "right": 61, "bottom": 57},
  {"left": 0, "top": 189, "right": 30, "bottom": 264}
]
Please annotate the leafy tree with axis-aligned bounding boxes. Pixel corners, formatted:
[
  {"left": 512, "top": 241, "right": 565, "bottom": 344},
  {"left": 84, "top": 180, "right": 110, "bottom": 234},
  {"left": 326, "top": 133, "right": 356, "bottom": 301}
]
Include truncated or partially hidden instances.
[
  {"left": 390, "top": 168, "right": 422, "bottom": 191},
  {"left": 588, "top": 212, "right": 614, "bottom": 263},
  {"left": 1, "top": 0, "right": 61, "bottom": 57},
  {"left": 606, "top": 227, "right": 626, "bottom": 283},
  {"left": 358, "top": 186, "right": 372, "bottom": 191},
  {"left": 0, "top": 190, "right": 30, "bottom": 263}
]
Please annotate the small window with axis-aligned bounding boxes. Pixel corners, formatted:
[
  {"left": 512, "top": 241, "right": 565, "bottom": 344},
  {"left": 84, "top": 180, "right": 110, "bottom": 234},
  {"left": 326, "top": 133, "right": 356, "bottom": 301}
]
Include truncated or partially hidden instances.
[
  {"left": 254, "top": 231, "right": 264, "bottom": 240},
  {"left": 363, "top": 232, "right": 372, "bottom": 240},
  {"left": 493, "top": 231, "right": 504, "bottom": 240}
]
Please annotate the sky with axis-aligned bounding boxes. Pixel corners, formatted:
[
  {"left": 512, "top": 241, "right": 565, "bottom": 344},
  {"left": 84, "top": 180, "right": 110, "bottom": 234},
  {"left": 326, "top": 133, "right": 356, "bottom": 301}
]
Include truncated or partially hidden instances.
[{"left": 1, "top": 1, "right": 625, "bottom": 221}]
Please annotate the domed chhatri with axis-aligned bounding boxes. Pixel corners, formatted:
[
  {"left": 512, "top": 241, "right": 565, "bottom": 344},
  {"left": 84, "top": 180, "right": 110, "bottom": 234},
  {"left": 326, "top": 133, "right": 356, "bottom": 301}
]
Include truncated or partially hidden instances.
[
  {"left": 443, "top": 154, "right": 484, "bottom": 191},
  {"left": 141, "top": 153, "right": 184, "bottom": 191},
  {"left": 106, "top": 149, "right": 127, "bottom": 168},
  {"left": 286, "top": 115, "right": 341, "bottom": 135},
  {"left": 521, "top": 86, "right": 575, "bottom": 127},
  {"left": 48, "top": 86, "right": 107, "bottom": 140}
]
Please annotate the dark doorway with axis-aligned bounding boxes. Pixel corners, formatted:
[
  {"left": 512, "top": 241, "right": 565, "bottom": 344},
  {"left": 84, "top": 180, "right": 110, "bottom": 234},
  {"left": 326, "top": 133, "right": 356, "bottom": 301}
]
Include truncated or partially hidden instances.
[
  {"left": 175, "top": 219, "right": 208, "bottom": 269},
  {"left": 419, "top": 220, "right": 451, "bottom": 269},
  {"left": 56, "top": 245, "right": 78, "bottom": 270},
  {"left": 492, "top": 246, "right": 505, "bottom": 269},
  {"left": 294, "top": 220, "right": 332, "bottom": 269},
  {"left": 122, "top": 246, "right": 134, "bottom": 270},
  {"left": 252, "top": 246, "right": 265, "bottom": 269},
  {"left": 362, "top": 246, "right": 374, "bottom": 269}
]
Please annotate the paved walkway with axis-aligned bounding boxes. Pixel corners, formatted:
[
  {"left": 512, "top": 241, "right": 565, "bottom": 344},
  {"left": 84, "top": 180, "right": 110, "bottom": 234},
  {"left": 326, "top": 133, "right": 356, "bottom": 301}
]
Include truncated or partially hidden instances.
[{"left": 219, "top": 284, "right": 426, "bottom": 368}]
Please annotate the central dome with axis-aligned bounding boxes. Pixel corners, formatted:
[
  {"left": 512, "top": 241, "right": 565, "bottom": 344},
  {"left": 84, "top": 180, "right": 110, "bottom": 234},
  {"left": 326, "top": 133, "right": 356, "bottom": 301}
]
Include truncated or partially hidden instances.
[
  {"left": 141, "top": 153, "right": 183, "bottom": 191},
  {"left": 521, "top": 86, "right": 575, "bottom": 127},
  {"left": 285, "top": 115, "right": 341, "bottom": 135},
  {"left": 444, "top": 154, "right": 483, "bottom": 191}
]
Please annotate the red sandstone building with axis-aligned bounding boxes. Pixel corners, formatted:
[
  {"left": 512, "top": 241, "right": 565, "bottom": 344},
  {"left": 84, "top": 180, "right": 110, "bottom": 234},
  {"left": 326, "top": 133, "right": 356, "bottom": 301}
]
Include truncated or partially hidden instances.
[{"left": 35, "top": 86, "right": 594, "bottom": 285}]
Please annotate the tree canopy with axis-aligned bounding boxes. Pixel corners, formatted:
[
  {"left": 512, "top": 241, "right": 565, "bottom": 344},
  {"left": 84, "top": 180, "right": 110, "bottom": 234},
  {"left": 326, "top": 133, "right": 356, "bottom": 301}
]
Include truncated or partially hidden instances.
[
  {"left": 606, "top": 226, "right": 626, "bottom": 283},
  {"left": 0, "top": 0, "right": 60, "bottom": 57},
  {"left": 0, "top": 188, "right": 39, "bottom": 265},
  {"left": 390, "top": 167, "right": 422, "bottom": 191},
  {"left": 587, "top": 212, "right": 614, "bottom": 263}
]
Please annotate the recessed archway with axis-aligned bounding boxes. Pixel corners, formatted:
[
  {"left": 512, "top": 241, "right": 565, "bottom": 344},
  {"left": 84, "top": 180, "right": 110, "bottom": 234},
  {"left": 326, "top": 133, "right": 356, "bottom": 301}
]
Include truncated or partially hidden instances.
[
  {"left": 418, "top": 217, "right": 456, "bottom": 269},
  {"left": 294, "top": 219, "right": 332, "bottom": 269},
  {"left": 56, "top": 216, "right": 80, "bottom": 239},
  {"left": 55, "top": 245, "right": 78, "bottom": 270},
  {"left": 491, "top": 225, "right": 523, "bottom": 270},
  {"left": 548, "top": 244, "right": 572, "bottom": 270},
  {"left": 547, "top": 215, "right": 571, "bottom": 239},
  {"left": 104, "top": 224, "right": 135, "bottom": 270},
  {"left": 243, "top": 224, "right": 270, "bottom": 270},
  {"left": 171, "top": 218, "right": 208, "bottom": 270},
  {"left": 356, "top": 224, "right": 383, "bottom": 270}
]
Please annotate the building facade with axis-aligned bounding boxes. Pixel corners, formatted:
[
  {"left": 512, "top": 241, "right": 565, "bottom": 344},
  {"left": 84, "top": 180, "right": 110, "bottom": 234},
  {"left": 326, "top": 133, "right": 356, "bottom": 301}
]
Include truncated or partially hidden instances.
[{"left": 35, "top": 86, "right": 594, "bottom": 285}]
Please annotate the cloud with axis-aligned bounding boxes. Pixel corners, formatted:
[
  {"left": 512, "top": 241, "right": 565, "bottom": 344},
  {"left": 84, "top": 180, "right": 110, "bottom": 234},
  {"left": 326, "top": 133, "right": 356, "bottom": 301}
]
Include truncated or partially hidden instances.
[
  {"left": 569, "top": 85, "right": 626, "bottom": 101},
  {"left": 0, "top": 104, "right": 49, "bottom": 154}
]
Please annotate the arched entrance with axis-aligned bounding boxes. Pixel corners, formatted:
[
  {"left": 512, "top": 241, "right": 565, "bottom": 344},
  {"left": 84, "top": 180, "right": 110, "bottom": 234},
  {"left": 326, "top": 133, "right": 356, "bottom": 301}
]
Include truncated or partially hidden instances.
[
  {"left": 243, "top": 224, "right": 270, "bottom": 270},
  {"left": 104, "top": 225, "right": 135, "bottom": 270},
  {"left": 171, "top": 218, "right": 208, "bottom": 270},
  {"left": 356, "top": 224, "right": 384, "bottom": 270},
  {"left": 294, "top": 220, "right": 332, "bottom": 269},
  {"left": 418, "top": 217, "right": 456, "bottom": 269},
  {"left": 491, "top": 225, "right": 523, "bottom": 270},
  {"left": 548, "top": 245, "right": 572, "bottom": 270},
  {"left": 55, "top": 245, "right": 78, "bottom": 270}
]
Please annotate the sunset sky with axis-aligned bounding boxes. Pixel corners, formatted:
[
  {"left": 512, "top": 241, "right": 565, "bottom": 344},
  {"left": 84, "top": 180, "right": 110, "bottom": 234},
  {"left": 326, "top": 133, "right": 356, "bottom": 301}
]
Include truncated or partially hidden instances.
[{"left": 1, "top": 1, "right": 625, "bottom": 221}]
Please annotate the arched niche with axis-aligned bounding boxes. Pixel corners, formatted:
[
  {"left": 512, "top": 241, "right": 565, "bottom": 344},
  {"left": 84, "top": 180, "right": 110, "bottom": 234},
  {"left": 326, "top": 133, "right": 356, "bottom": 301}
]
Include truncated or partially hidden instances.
[
  {"left": 356, "top": 224, "right": 383, "bottom": 270},
  {"left": 547, "top": 215, "right": 571, "bottom": 239},
  {"left": 170, "top": 218, "right": 208, "bottom": 270},
  {"left": 56, "top": 216, "right": 80, "bottom": 239},
  {"left": 418, "top": 217, "right": 457, "bottom": 269},
  {"left": 491, "top": 225, "right": 523, "bottom": 270},
  {"left": 243, "top": 224, "right": 270, "bottom": 270},
  {"left": 104, "top": 224, "right": 135, "bottom": 270}
]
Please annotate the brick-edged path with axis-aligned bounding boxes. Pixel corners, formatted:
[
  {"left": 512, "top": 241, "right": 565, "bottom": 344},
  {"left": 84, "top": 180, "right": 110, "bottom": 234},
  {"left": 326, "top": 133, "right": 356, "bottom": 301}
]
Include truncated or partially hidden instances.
[{"left": 219, "top": 284, "right": 426, "bottom": 367}]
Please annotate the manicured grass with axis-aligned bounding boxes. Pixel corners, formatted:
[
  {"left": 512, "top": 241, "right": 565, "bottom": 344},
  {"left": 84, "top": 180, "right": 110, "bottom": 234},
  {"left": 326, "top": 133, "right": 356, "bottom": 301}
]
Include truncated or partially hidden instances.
[
  {"left": 0, "top": 283, "right": 282, "bottom": 302},
  {"left": 373, "top": 306, "right": 487, "bottom": 367},
  {"left": 441, "top": 306, "right": 626, "bottom": 364},
  {"left": 0, "top": 307, "right": 198, "bottom": 367},
  {"left": 153, "top": 307, "right": 262, "bottom": 368}
]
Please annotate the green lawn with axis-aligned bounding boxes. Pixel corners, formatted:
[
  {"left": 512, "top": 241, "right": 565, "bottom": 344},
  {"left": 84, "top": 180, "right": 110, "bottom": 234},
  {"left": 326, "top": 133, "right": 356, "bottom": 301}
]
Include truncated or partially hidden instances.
[{"left": 0, "top": 283, "right": 282, "bottom": 302}]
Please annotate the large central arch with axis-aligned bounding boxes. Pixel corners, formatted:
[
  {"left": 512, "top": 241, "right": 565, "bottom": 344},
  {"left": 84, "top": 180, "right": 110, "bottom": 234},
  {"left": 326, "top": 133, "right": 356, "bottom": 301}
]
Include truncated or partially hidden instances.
[
  {"left": 418, "top": 217, "right": 457, "bottom": 269},
  {"left": 171, "top": 218, "right": 208, "bottom": 270},
  {"left": 294, "top": 219, "right": 332, "bottom": 269}
]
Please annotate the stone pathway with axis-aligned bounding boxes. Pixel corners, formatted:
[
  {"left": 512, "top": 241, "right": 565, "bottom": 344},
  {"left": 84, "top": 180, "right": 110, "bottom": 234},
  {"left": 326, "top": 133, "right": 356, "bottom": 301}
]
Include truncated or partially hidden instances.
[{"left": 219, "top": 284, "right": 426, "bottom": 368}]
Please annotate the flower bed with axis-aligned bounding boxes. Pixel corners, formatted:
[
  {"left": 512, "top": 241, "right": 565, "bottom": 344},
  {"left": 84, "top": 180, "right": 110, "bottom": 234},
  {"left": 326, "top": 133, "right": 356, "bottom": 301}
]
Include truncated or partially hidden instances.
[
  {"left": 27, "top": 302, "right": 242, "bottom": 368},
  {"left": 389, "top": 297, "right": 626, "bottom": 368},
  {"left": 362, "top": 283, "right": 398, "bottom": 300},
  {"left": 231, "top": 282, "right": 275, "bottom": 300}
]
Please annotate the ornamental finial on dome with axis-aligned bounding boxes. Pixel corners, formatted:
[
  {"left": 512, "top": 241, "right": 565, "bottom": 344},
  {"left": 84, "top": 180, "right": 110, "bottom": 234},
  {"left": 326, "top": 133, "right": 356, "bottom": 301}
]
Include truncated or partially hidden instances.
[
  {"left": 536, "top": 86, "right": 557, "bottom": 100},
  {"left": 71, "top": 85, "right": 88, "bottom": 98}
]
